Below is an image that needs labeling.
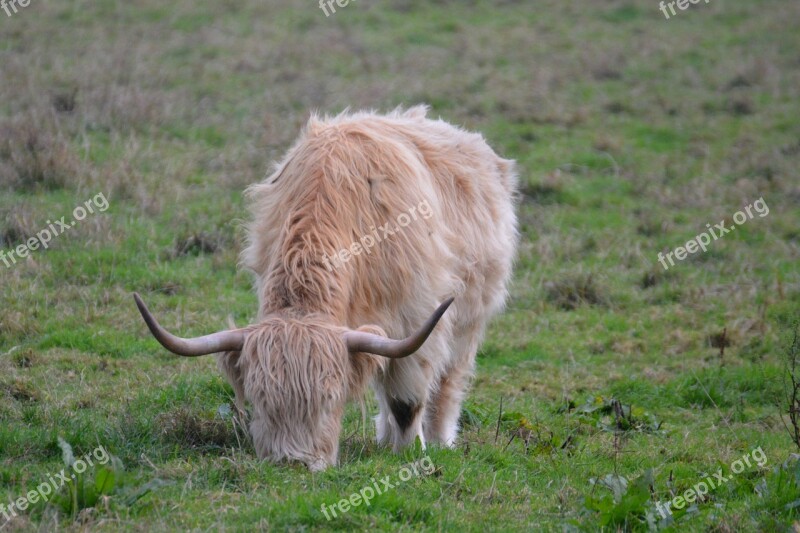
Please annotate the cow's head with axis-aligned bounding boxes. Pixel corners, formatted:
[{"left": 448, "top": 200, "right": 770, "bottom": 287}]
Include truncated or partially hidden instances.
[{"left": 133, "top": 293, "right": 453, "bottom": 470}]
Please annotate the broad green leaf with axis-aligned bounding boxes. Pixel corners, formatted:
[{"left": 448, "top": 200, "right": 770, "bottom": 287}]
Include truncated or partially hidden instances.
[{"left": 95, "top": 467, "right": 117, "bottom": 495}]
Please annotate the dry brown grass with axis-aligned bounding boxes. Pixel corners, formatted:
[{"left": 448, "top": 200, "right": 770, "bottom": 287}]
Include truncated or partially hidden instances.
[
  {"left": 544, "top": 272, "right": 609, "bottom": 311},
  {"left": 0, "top": 118, "right": 82, "bottom": 192},
  {"left": 156, "top": 407, "right": 243, "bottom": 451}
]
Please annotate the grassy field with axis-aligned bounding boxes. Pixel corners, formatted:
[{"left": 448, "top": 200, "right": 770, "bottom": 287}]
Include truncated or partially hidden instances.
[{"left": 1, "top": 0, "right": 800, "bottom": 530}]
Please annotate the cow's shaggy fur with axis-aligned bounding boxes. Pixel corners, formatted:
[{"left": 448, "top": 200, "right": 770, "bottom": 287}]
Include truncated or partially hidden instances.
[{"left": 218, "top": 105, "right": 518, "bottom": 470}]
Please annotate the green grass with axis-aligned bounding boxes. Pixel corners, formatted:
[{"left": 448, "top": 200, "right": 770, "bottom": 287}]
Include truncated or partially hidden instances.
[{"left": 1, "top": 0, "right": 800, "bottom": 530}]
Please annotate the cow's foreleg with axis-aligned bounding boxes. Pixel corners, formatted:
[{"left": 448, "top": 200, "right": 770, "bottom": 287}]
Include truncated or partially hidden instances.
[
  {"left": 216, "top": 350, "right": 247, "bottom": 419},
  {"left": 424, "top": 331, "right": 479, "bottom": 447},
  {"left": 374, "top": 357, "right": 433, "bottom": 451}
]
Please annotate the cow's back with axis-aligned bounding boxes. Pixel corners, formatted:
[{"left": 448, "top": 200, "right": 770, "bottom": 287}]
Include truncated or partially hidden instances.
[{"left": 243, "top": 107, "right": 517, "bottom": 340}]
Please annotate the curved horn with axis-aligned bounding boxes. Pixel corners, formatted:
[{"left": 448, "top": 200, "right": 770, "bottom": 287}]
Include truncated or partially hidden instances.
[
  {"left": 133, "top": 293, "right": 246, "bottom": 357},
  {"left": 343, "top": 297, "right": 455, "bottom": 358}
]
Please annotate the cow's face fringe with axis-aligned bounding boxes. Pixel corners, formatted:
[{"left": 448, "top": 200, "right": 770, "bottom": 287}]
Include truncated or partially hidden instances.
[{"left": 238, "top": 315, "right": 380, "bottom": 470}]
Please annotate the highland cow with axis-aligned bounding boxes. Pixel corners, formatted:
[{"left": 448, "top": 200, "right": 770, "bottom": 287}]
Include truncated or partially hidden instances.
[{"left": 134, "top": 106, "right": 518, "bottom": 470}]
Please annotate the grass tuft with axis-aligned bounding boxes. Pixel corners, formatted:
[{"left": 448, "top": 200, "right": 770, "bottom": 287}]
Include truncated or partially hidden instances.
[{"left": 544, "top": 273, "right": 608, "bottom": 310}]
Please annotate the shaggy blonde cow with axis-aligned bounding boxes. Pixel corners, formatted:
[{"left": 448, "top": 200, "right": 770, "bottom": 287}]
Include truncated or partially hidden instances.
[{"left": 134, "top": 106, "right": 518, "bottom": 470}]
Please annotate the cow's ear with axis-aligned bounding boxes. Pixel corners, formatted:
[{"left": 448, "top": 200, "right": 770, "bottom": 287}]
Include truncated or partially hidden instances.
[
  {"left": 343, "top": 298, "right": 454, "bottom": 358},
  {"left": 346, "top": 326, "right": 386, "bottom": 394},
  {"left": 352, "top": 324, "right": 387, "bottom": 338}
]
